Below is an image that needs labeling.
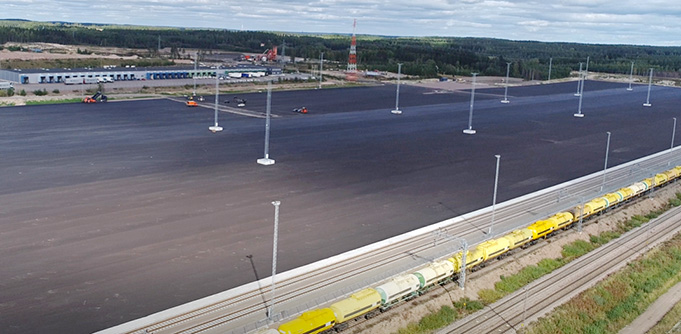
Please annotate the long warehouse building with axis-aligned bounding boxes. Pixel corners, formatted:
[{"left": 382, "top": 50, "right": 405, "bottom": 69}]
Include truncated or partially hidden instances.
[{"left": 0, "top": 65, "right": 282, "bottom": 84}]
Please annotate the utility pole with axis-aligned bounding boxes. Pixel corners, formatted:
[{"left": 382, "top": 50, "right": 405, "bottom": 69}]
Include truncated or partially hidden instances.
[
  {"left": 627, "top": 61, "right": 634, "bottom": 91},
  {"left": 318, "top": 52, "right": 324, "bottom": 90},
  {"left": 601, "top": 132, "right": 611, "bottom": 192},
  {"left": 463, "top": 73, "right": 478, "bottom": 135},
  {"left": 548, "top": 57, "right": 553, "bottom": 81},
  {"left": 391, "top": 63, "right": 403, "bottom": 114},
  {"left": 488, "top": 155, "right": 501, "bottom": 238},
  {"left": 258, "top": 82, "right": 275, "bottom": 165},
  {"left": 209, "top": 69, "right": 223, "bottom": 133},
  {"left": 644, "top": 68, "right": 653, "bottom": 107},
  {"left": 267, "top": 201, "right": 281, "bottom": 322},
  {"left": 501, "top": 62, "right": 511, "bottom": 103}
]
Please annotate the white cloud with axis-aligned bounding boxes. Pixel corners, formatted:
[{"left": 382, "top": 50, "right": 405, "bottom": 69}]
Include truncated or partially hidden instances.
[{"left": 1, "top": 0, "right": 680, "bottom": 45}]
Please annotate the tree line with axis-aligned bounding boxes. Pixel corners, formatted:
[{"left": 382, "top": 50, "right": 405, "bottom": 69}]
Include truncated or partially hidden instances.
[{"left": 1, "top": 21, "right": 680, "bottom": 79}]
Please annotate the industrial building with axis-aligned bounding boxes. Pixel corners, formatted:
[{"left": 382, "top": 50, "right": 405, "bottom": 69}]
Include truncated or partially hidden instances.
[{"left": 0, "top": 64, "right": 282, "bottom": 84}]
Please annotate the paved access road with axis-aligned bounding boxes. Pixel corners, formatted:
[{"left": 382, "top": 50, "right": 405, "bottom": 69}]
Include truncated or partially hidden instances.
[{"left": 0, "top": 80, "right": 679, "bottom": 333}]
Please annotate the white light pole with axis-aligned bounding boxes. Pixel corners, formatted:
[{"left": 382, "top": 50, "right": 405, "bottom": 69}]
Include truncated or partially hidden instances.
[
  {"left": 601, "top": 131, "right": 611, "bottom": 192},
  {"left": 670, "top": 117, "right": 677, "bottom": 166},
  {"left": 392, "top": 63, "right": 403, "bottom": 114},
  {"left": 488, "top": 154, "right": 501, "bottom": 237},
  {"left": 318, "top": 52, "right": 324, "bottom": 90},
  {"left": 672, "top": 118, "right": 677, "bottom": 150},
  {"left": 501, "top": 62, "right": 511, "bottom": 104},
  {"left": 627, "top": 61, "right": 634, "bottom": 91},
  {"left": 463, "top": 73, "right": 478, "bottom": 135},
  {"left": 574, "top": 62, "right": 583, "bottom": 97},
  {"left": 548, "top": 57, "right": 553, "bottom": 81},
  {"left": 193, "top": 51, "right": 198, "bottom": 96},
  {"left": 267, "top": 200, "right": 281, "bottom": 322},
  {"left": 209, "top": 69, "right": 223, "bottom": 132},
  {"left": 644, "top": 68, "right": 653, "bottom": 107},
  {"left": 258, "top": 82, "right": 275, "bottom": 165},
  {"left": 584, "top": 56, "right": 590, "bottom": 80}
]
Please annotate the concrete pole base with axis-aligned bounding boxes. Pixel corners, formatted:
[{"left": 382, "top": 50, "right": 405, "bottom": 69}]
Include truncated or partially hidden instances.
[
  {"left": 391, "top": 109, "right": 402, "bottom": 115},
  {"left": 574, "top": 113, "right": 585, "bottom": 118},
  {"left": 257, "top": 158, "right": 276, "bottom": 165},
  {"left": 209, "top": 126, "right": 223, "bottom": 132},
  {"left": 626, "top": 88, "right": 633, "bottom": 91},
  {"left": 501, "top": 100, "right": 510, "bottom": 104},
  {"left": 643, "top": 103, "right": 652, "bottom": 107},
  {"left": 463, "top": 129, "right": 477, "bottom": 135},
  {"left": 574, "top": 93, "right": 581, "bottom": 97}
]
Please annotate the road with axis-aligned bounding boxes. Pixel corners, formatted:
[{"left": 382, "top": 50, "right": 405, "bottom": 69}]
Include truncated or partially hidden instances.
[{"left": 1, "top": 80, "right": 680, "bottom": 333}]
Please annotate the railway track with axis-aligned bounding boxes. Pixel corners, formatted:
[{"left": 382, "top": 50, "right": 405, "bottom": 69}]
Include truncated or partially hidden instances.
[
  {"left": 97, "top": 149, "right": 681, "bottom": 334},
  {"left": 440, "top": 203, "right": 681, "bottom": 334}
]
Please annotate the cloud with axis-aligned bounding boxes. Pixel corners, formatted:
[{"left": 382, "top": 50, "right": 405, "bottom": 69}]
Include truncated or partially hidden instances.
[{"left": 2, "top": 0, "right": 680, "bottom": 45}]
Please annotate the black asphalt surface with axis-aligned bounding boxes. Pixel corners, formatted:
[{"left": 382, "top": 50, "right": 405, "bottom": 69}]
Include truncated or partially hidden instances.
[{"left": 1, "top": 80, "right": 679, "bottom": 333}]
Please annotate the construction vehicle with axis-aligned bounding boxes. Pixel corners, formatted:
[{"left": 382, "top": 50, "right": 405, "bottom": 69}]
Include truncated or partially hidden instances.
[
  {"left": 82, "top": 91, "right": 107, "bottom": 103},
  {"left": 186, "top": 100, "right": 198, "bottom": 107},
  {"left": 293, "top": 107, "right": 308, "bottom": 114}
]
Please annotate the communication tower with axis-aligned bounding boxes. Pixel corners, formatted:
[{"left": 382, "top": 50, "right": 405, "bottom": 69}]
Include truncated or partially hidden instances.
[{"left": 346, "top": 19, "right": 358, "bottom": 81}]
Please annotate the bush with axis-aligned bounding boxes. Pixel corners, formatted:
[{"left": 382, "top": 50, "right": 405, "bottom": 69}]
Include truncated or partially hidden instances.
[
  {"left": 52, "top": 89, "right": 60, "bottom": 94},
  {"left": 19, "top": 89, "right": 26, "bottom": 96},
  {"left": 33, "top": 89, "right": 48, "bottom": 96}
]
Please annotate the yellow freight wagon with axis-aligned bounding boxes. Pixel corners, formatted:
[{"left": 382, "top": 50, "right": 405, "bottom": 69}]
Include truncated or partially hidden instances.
[
  {"left": 277, "top": 308, "right": 336, "bottom": 334},
  {"left": 329, "top": 288, "right": 381, "bottom": 325}
]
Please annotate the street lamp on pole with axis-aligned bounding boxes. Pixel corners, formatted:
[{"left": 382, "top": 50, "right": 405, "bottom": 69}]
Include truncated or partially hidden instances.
[
  {"left": 601, "top": 132, "right": 611, "bottom": 192},
  {"left": 209, "top": 68, "right": 223, "bottom": 133},
  {"left": 391, "top": 63, "right": 403, "bottom": 114},
  {"left": 501, "top": 62, "right": 511, "bottom": 104},
  {"left": 258, "top": 82, "right": 275, "bottom": 165},
  {"left": 193, "top": 51, "right": 198, "bottom": 96},
  {"left": 574, "top": 62, "right": 583, "bottom": 97},
  {"left": 548, "top": 57, "right": 553, "bottom": 81},
  {"left": 644, "top": 68, "right": 653, "bottom": 107},
  {"left": 627, "top": 61, "right": 634, "bottom": 91},
  {"left": 463, "top": 73, "right": 478, "bottom": 135},
  {"left": 488, "top": 154, "right": 501, "bottom": 237},
  {"left": 318, "top": 52, "right": 324, "bottom": 90},
  {"left": 267, "top": 200, "right": 281, "bottom": 322}
]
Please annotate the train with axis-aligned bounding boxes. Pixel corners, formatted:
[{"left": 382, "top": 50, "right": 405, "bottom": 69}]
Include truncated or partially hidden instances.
[{"left": 264, "top": 165, "right": 681, "bottom": 334}]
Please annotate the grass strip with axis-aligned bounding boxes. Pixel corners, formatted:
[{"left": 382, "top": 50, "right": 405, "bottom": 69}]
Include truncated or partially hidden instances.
[
  {"left": 25, "top": 98, "right": 83, "bottom": 105},
  {"left": 525, "top": 234, "right": 681, "bottom": 334}
]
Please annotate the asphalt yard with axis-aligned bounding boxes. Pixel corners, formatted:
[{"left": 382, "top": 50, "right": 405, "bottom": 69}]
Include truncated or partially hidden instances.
[{"left": 1, "top": 80, "right": 679, "bottom": 333}]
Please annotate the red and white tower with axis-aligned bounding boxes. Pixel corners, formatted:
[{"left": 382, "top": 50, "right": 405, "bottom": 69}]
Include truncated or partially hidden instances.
[{"left": 346, "top": 19, "right": 358, "bottom": 81}]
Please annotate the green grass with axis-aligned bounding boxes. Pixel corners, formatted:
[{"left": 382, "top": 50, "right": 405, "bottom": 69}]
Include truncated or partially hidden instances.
[
  {"left": 646, "top": 294, "right": 681, "bottom": 334},
  {"left": 396, "top": 299, "right": 484, "bottom": 334},
  {"left": 25, "top": 98, "right": 83, "bottom": 105},
  {"left": 526, "top": 234, "right": 681, "bottom": 334}
]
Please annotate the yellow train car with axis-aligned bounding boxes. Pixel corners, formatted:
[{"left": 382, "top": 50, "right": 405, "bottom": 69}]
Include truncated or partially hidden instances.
[
  {"left": 602, "top": 192, "right": 623, "bottom": 208},
  {"left": 448, "top": 247, "right": 485, "bottom": 272},
  {"left": 674, "top": 166, "right": 681, "bottom": 176},
  {"left": 502, "top": 229, "right": 534, "bottom": 250},
  {"left": 329, "top": 288, "right": 381, "bottom": 326},
  {"left": 628, "top": 181, "right": 649, "bottom": 196},
  {"left": 476, "top": 237, "right": 511, "bottom": 261},
  {"left": 663, "top": 168, "right": 679, "bottom": 182},
  {"left": 278, "top": 308, "right": 336, "bottom": 334},
  {"left": 616, "top": 187, "right": 635, "bottom": 201},
  {"left": 527, "top": 219, "right": 556, "bottom": 239},
  {"left": 550, "top": 212, "right": 575, "bottom": 229},
  {"left": 413, "top": 260, "right": 455, "bottom": 289}
]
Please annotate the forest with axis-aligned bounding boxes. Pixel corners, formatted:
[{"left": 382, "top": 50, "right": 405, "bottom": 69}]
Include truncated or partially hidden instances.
[{"left": 1, "top": 20, "right": 681, "bottom": 80}]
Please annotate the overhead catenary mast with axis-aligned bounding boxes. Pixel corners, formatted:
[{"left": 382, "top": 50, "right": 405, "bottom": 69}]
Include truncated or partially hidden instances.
[{"left": 346, "top": 19, "right": 358, "bottom": 81}]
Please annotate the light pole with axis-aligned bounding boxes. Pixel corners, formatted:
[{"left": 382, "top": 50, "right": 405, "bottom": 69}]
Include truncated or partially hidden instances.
[
  {"left": 267, "top": 200, "right": 281, "bottom": 322},
  {"left": 318, "top": 52, "right": 324, "bottom": 90},
  {"left": 548, "top": 57, "right": 553, "bottom": 81},
  {"left": 644, "top": 68, "right": 653, "bottom": 107},
  {"left": 209, "top": 68, "right": 223, "bottom": 133},
  {"left": 463, "top": 73, "right": 478, "bottom": 135},
  {"left": 601, "top": 131, "right": 611, "bottom": 192},
  {"left": 392, "top": 63, "right": 403, "bottom": 114},
  {"left": 258, "top": 82, "right": 275, "bottom": 165},
  {"left": 574, "top": 62, "right": 583, "bottom": 97},
  {"left": 501, "top": 62, "right": 511, "bottom": 104},
  {"left": 193, "top": 51, "right": 198, "bottom": 96},
  {"left": 669, "top": 117, "right": 677, "bottom": 167},
  {"left": 584, "top": 56, "right": 590, "bottom": 80},
  {"left": 489, "top": 154, "right": 501, "bottom": 237},
  {"left": 627, "top": 61, "right": 634, "bottom": 91}
]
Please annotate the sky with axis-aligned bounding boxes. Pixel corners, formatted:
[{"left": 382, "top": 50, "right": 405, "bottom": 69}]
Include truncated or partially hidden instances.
[{"left": 3, "top": 0, "right": 681, "bottom": 46}]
